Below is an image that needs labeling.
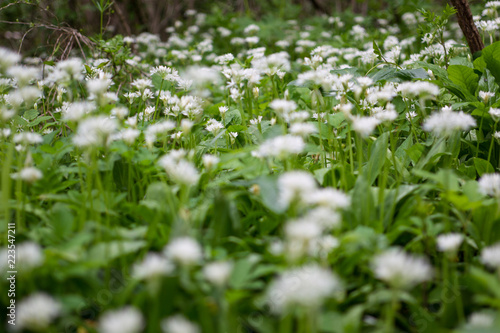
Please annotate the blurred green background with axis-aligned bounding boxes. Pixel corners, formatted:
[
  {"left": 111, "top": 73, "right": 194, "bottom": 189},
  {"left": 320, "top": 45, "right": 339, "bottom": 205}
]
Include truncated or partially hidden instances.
[{"left": 0, "top": 0, "right": 476, "bottom": 57}]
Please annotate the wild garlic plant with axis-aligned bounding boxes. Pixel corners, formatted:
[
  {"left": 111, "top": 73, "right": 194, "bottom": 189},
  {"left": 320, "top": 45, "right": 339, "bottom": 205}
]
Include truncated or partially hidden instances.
[{"left": 3, "top": 2, "right": 500, "bottom": 332}]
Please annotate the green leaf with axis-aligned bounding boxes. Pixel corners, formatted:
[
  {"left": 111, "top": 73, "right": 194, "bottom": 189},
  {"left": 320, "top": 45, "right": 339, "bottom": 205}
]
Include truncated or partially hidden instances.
[
  {"left": 364, "top": 132, "right": 389, "bottom": 186},
  {"left": 370, "top": 68, "right": 429, "bottom": 83},
  {"left": 96, "top": 60, "right": 109, "bottom": 69},
  {"left": 473, "top": 56, "right": 487, "bottom": 73},
  {"left": 469, "top": 266, "right": 500, "bottom": 299},
  {"left": 49, "top": 203, "right": 74, "bottom": 238},
  {"left": 372, "top": 41, "right": 382, "bottom": 59},
  {"left": 447, "top": 65, "right": 479, "bottom": 96},
  {"left": 406, "top": 143, "right": 424, "bottom": 165},
  {"left": 29, "top": 116, "right": 53, "bottom": 127},
  {"left": 473, "top": 157, "right": 495, "bottom": 176},
  {"left": 394, "top": 68, "right": 429, "bottom": 80},
  {"left": 351, "top": 176, "right": 376, "bottom": 229},
  {"left": 225, "top": 109, "right": 242, "bottom": 125},
  {"left": 226, "top": 124, "right": 246, "bottom": 132},
  {"left": 327, "top": 112, "right": 346, "bottom": 128},
  {"left": 482, "top": 41, "right": 500, "bottom": 87},
  {"left": 370, "top": 67, "right": 396, "bottom": 82},
  {"left": 23, "top": 109, "right": 39, "bottom": 120},
  {"left": 254, "top": 175, "right": 285, "bottom": 214}
]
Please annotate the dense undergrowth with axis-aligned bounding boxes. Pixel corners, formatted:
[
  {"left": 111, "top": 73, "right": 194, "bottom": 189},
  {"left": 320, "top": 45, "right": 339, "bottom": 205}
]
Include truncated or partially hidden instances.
[{"left": 3, "top": 2, "right": 500, "bottom": 333}]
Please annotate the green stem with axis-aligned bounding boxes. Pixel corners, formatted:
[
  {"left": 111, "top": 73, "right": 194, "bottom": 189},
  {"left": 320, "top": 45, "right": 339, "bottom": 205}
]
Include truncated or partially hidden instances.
[
  {"left": 347, "top": 126, "right": 354, "bottom": 174},
  {"left": 488, "top": 122, "right": 497, "bottom": 165}
]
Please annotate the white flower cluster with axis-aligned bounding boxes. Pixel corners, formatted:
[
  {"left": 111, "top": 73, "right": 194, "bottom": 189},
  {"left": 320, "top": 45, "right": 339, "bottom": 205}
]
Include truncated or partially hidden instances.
[
  {"left": 372, "top": 248, "right": 433, "bottom": 289},
  {"left": 158, "top": 150, "right": 200, "bottom": 185},
  {"left": 98, "top": 306, "right": 144, "bottom": 333},
  {"left": 252, "top": 135, "right": 305, "bottom": 159},
  {"left": 267, "top": 264, "right": 342, "bottom": 313},
  {"left": 423, "top": 107, "right": 476, "bottom": 137}
]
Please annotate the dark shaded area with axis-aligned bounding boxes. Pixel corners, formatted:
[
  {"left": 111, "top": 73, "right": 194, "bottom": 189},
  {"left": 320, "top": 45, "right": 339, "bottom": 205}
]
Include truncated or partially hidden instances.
[{"left": 0, "top": 0, "right": 446, "bottom": 57}]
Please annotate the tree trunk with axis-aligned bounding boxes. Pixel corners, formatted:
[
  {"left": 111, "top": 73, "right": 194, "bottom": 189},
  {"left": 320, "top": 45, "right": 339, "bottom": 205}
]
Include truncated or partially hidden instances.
[{"left": 448, "top": 0, "right": 484, "bottom": 55}]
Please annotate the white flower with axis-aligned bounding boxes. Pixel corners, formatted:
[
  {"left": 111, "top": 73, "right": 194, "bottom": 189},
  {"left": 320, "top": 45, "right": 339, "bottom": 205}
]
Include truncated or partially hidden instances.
[
  {"left": 250, "top": 116, "right": 263, "bottom": 125},
  {"left": 252, "top": 135, "right": 305, "bottom": 159},
  {"left": 15, "top": 167, "right": 43, "bottom": 183},
  {"left": 253, "top": 86, "right": 260, "bottom": 98},
  {"left": 489, "top": 108, "right": 500, "bottom": 122},
  {"left": 16, "top": 293, "right": 60, "bottom": 331},
  {"left": 145, "top": 120, "right": 176, "bottom": 146},
  {"left": 466, "top": 312, "right": 495, "bottom": 328},
  {"left": 150, "top": 66, "right": 179, "bottom": 82},
  {"left": 132, "top": 252, "right": 173, "bottom": 280},
  {"left": 98, "top": 306, "right": 144, "bottom": 333},
  {"left": 111, "top": 106, "right": 129, "bottom": 119},
  {"left": 285, "top": 219, "right": 322, "bottom": 243},
  {"left": 397, "top": 81, "right": 439, "bottom": 99},
  {"left": 479, "top": 91, "right": 495, "bottom": 103},
  {"left": 202, "top": 154, "right": 219, "bottom": 170},
  {"left": 0, "top": 242, "right": 43, "bottom": 273},
  {"left": 131, "top": 78, "right": 153, "bottom": 92},
  {"left": 481, "top": 243, "right": 500, "bottom": 268},
  {"left": 372, "top": 248, "right": 433, "bottom": 289},
  {"left": 303, "top": 207, "right": 342, "bottom": 230},
  {"left": 267, "top": 264, "right": 342, "bottom": 313},
  {"left": 252, "top": 52, "right": 291, "bottom": 76},
  {"left": 206, "top": 118, "right": 224, "bottom": 134},
  {"left": 203, "top": 261, "right": 233, "bottom": 286},
  {"left": 164, "top": 237, "right": 203, "bottom": 266},
  {"left": 61, "top": 101, "right": 96, "bottom": 121},
  {"left": 304, "top": 188, "right": 351, "bottom": 210},
  {"left": 269, "top": 99, "right": 297, "bottom": 117},
  {"left": 119, "top": 128, "right": 140, "bottom": 145},
  {"left": 436, "top": 233, "right": 464, "bottom": 253},
  {"left": 290, "top": 123, "right": 317, "bottom": 136},
  {"left": 7, "top": 65, "right": 40, "bottom": 87},
  {"left": 219, "top": 106, "right": 228, "bottom": 114},
  {"left": 406, "top": 111, "right": 417, "bottom": 121},
  {"left": 161, "top": 315, "right": 199, "bottom": 333},
  {"left": 54, "top": 58, "right": 84, "bottom": 83},
  {"left": 181, "top": 119, "right": 194, "bottom": 134},
  {"left": 351, "top": 116, "right": 381, "bottom": 137},
  {"left": 182, "top": 66, "right": 221, "bottom": 88},
  {"left": 158, "top": 151, "right": 200, "bottom": 185},
  {"left": 0, "top": 47, "right": 21, "bottom": 72},
  {"left": 13, "top": 132, "right": 43, "bottom": 145},
  {"left": 423, "top": 108, "right": 476, "bottom": 136},
  {"left": 244, "top": 24, "right": 260, "bottom": 35},
  {"left": 87, "top": 76, "right": 112, "bottom": 95},
  {"left": 277, "top": 171, "right": 317, "bottom": 208},
  {"left": 72, "top": 116, "right": 118, "bottom": 148},
  {"left": 478, "top": 173, "right": 500, "bottom": 197},
  {"left": 309, "top": 235, "right": 339, "bottom": 258},
  {"left": 214, "top": 53, "right": 234, "bottom": 65}
]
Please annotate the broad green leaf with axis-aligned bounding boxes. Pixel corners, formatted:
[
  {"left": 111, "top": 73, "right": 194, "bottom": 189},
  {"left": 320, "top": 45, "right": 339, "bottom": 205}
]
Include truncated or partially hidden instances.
[
  {"left": 23, "top": 109, "right": 39, "bottom": 120},
  {"left": 473, "top": 56, "right": 487, "bottom": 73},
  {"left": 225, "top": 109, "right": 242, "bottom": 125},
  {"left": 226, "top": 124, "right": 246, "bottom": 132},
  {"left": 364, "top": 131, "right": 389, "bottom": 185},
  {"left": 447, "top": 65, "right": 479, "bottom": 96},
  {"left": 29, "top": 116, "right": 53, "bottom": 127},
  {"left": 469, "top": 266, "right": 500, "bottom": 299},
  {"left": 473, "top": 157, "right": 495, "bottom": 176},
  {"left": 482, "top": 41, "right": 500, "bottom": 87}
]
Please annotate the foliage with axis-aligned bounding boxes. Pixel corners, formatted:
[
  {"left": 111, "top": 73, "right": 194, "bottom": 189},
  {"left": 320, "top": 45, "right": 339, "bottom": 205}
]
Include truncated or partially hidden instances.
[{"left": 3, "top": 2, "right": 500, "bottom": 333}]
